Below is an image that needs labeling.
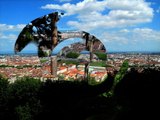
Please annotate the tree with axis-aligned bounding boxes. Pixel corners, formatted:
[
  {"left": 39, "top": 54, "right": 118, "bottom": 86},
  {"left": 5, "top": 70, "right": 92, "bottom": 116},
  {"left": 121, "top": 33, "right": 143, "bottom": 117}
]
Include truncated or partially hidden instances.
[
  {"left": 102, "top": 60, "right": 129, "bottom": 98},
  {"left": 0, "top": 75, "right": 10, "bottom": 120},
  {"left": 113, "top": 60, "right": 129, "bottom": 89},
  {"left": 94, "top": 52, "right": 107, "bottom": 60},
  {"left": 66, "top": 52, "right": 80, "bottom": 58},
  {"left": 15, "top": 104, "right": 32, "bottom": 120},
  {"left": 8, "top": 77, "right": 42, "bottom": 120}
]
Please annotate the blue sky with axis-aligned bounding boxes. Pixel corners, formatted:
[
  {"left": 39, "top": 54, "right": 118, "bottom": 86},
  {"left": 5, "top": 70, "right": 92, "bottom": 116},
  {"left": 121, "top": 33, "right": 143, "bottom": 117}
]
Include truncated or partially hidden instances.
[{"left": 0, "top": 0, "right": 160, "bottom": 53}]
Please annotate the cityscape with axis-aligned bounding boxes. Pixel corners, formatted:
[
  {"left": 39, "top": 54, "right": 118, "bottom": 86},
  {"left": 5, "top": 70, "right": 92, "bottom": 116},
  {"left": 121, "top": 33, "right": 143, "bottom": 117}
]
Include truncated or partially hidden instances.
[
  {"left": 0, "top": 0, "right": 160, "bottom": 120},
  {"left": 1, "top": 49, "right": 160, "bottom": 83}
]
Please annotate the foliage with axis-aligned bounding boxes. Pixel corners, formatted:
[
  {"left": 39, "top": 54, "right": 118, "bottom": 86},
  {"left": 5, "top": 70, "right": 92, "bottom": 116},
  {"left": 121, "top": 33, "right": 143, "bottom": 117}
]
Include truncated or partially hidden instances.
[
  {"left": 0, "top": 64, "right": 14, "bottom": 67},
  {"left": 88, "top": 76, "right": 108, "bottom": 86},
  {"left": 39, "top": 58, "right": 49, "bottom": 63},
  {"left": 15, "top": 104, "right": 32, "bottom": 120},
  {"left": 0, "top": 75, "right": 9, "bottom": 119},
  {"left": 7, "top": 77, "right": 42, "bottom": 120},
  {"left": 88, "top": 77, "right": 99, "bottom": 85},
  {"left": 114, "top": 60, "right": 129, "bottom": 86},
  {"left": 0, "top": 64, "right": 41, "bottom": 69},
  {"left": 58, "top": 59, "right": 79, "bottom": 65},
  {"left": 90, "top": 61, "right": 106, "bottom": 67},
  {"left": 66, "top": 52, "right": 80, "bottom": 58},
  {"left": 58, "top": 74, "right": 65, "bottom": 80},
  {"left": 0, "top": 67, "right": 160, "bottom": 120},
  {"left": 103, "top": 60, "right": 129, "bottom": 97},
  {"left": 0, "top": 75, "right": 9, "bottom": 98},
  {"left": 8, "top": 77, "right": 42, "bottom": 107},
  {"left": 94, "top": 52, "right": 107, "bottom": 60}
]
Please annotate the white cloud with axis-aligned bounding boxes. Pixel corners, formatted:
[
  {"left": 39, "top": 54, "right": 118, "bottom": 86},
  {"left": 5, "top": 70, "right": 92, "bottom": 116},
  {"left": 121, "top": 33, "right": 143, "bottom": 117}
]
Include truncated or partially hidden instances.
[
  {"left": 101, "top": 30, "right": 129, "bottom": 45},
  {"left": 0, "top": 33, "right": 17, "bottom": 40},
  {"left": 59, "top": 0, "right": 72, "bottom": 2},
  {"left": 0, "top": 23, "right": 26, "bottom": 41},
  {"left": 119, "top": 29, "right": 130, "bottom": 33},
  {"left": 101, "top": 28, "right": 160, "bottom": 44},
  {"left": 96, "top": 28, "right": 160, "bottom": 51},
  {"left": 106, "top": 0, "right": 152, "bottom": 11},
  {"left": 41, "top": 0, "right": 153, "bottom": 31},
  {"left": 41, "top": 0, "right": 107, "bottom": 16},
  {"left": 0, "top": 24, "right": 25, "bottom": 32},
  {"left": 132, "top": 28, "right": 160, "bottom": 41}
]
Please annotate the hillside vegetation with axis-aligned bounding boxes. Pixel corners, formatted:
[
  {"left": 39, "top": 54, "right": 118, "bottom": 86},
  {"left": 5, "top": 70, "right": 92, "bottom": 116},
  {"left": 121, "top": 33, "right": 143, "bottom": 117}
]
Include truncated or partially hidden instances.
[{"left": 0, "top": 67, "right": 160, "bottom": 120}]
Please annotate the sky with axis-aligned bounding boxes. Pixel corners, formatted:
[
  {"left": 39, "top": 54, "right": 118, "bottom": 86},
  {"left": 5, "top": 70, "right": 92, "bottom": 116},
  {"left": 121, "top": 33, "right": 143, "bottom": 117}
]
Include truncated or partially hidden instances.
[{"left": 0, "top": 0, "right": 160, "bottom": 53}]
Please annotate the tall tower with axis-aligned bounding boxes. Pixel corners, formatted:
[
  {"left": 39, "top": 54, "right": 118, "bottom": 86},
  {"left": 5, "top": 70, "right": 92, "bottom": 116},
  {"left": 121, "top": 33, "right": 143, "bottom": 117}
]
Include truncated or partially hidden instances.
[{"left": 51, "top": 56, "right": 57, "bottom": 77}]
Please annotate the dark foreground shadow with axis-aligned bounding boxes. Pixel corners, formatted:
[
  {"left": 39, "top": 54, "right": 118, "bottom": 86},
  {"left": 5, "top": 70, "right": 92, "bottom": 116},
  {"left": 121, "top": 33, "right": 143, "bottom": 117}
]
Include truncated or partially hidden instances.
[
  {"left": 0, "top": 68, "right": 160, "bottom": 120},
  {"left": 113, "top": 68, "right": 160, "bottom": 120},
  {"left": 37, "top": 74, "right": 114, "bottom": 120}
]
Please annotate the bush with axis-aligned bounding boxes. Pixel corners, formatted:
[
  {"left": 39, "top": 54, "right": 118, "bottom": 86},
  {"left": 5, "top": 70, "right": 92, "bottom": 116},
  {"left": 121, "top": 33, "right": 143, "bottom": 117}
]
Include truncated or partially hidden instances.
[
  {"left": 66, "top": 52, "right": 80, "bottom": 58},
  {"left": 94, "top": 52, "right": 107, "bottom": 60}
]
